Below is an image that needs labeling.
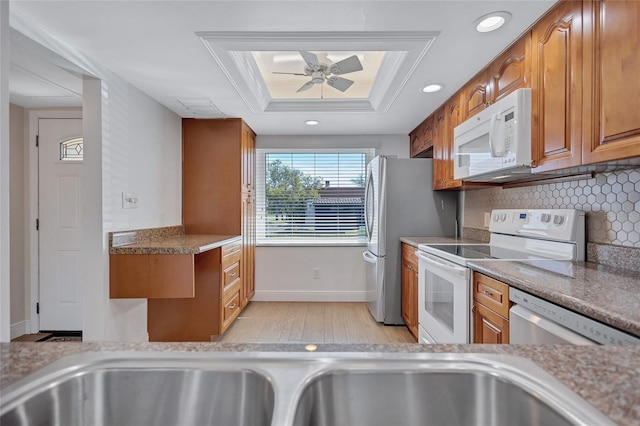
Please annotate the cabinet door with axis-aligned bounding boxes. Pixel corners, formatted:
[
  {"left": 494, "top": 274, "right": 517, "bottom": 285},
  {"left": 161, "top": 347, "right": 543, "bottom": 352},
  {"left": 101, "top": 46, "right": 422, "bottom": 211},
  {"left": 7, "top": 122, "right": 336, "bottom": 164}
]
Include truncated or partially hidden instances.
[
  {"left": 401, "top": 259, "right": 414, "bottom": 333},
  {"left": 531, "top": 1, "right": 583, "bottom": 172},
  {"left": 442, "top": 93, "right": 464, "bottom": 190},
  {"left": 241, "top": 124, "right": 255, "bottom": 193},
  {"left": 473, "top": 303, "right": 510, "bottom": 344},
  {"left": 240, "top": 124, "right": 256, "bottom": 308},
  {"left": 410, "top": 116, "right": 434, "bottom": 158},
  {"left": 400, "top": 244, "right": 418, "bottom": 341},
  {"left": 489, "top": 33, "right": 531, "bottom": 103},
  {"left": 432, "top": 106, "right": 448, "bottom": 190},
  {"left": 241, "top": 194, "right": 256, "bottom": 307},
  {"left": 462, "top": 69, "right": 490, "bottom": 119},
  {"left": 582, "top": 0, "right": 640, "bottom": 164}
]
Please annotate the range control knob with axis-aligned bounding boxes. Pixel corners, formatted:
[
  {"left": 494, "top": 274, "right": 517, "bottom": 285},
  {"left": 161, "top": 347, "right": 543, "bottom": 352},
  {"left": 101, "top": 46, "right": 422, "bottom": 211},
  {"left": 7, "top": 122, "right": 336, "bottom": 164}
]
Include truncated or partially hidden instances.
[
  {"left": 541, "top": 213, "right": 551, "bottom": 223},
  {"left": 493, "top": 214, "right": 500, "bottom": 222},
  {"left": 553, "top": 215, "right": 565, "bottom": 225},
  {"left": 499, "top": 213, "right": 507, "bottom": 222}
]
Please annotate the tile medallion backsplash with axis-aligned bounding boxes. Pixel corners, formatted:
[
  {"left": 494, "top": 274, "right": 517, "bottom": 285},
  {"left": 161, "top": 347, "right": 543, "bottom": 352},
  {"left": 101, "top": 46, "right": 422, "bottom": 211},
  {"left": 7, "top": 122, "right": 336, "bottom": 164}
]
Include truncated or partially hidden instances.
[{"left": 463, "top": 168, "right": 640, "bottom": 249}]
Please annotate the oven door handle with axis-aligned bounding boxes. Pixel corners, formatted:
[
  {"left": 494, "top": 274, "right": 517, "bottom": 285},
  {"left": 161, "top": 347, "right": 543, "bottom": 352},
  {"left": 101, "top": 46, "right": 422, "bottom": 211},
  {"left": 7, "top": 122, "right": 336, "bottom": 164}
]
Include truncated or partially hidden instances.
[{"left": 416, "top": 251, "right": 468, "bottom": 277}]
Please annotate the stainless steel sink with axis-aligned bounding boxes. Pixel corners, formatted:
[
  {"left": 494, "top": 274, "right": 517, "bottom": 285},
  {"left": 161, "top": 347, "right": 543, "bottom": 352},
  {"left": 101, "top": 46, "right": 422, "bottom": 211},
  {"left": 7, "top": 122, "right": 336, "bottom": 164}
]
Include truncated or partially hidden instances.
[
  {"left": 0, "top": 357, "right": 274, "bottom": 426},
  {"left": 0, "top": 352, "right": 614, "bottom": 426},
  {"left": 294, "top": 370, "right": 574, "bottom": 426}
]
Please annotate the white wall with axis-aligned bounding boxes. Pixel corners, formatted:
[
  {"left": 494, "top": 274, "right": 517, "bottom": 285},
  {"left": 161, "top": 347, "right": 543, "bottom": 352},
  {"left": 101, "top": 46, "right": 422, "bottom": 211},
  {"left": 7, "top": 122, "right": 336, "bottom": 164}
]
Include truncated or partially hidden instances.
[
  {"left": 1, "top": 0, "right": 10, "bottom": 341},
  {"left": 254, "top": 246, "right": 367, "bottom": 301},
  {"left": 254, "top": 134, "right": 408, "bottom": 301},
  {"left": 12, "top": 15, "right": 182, "bottom": 342},
  {"left": 100, "top": 76, "right": 182, "bottom": 342},
  {"left": 9, "top": 104, "right": 27, "bottom": 338}
]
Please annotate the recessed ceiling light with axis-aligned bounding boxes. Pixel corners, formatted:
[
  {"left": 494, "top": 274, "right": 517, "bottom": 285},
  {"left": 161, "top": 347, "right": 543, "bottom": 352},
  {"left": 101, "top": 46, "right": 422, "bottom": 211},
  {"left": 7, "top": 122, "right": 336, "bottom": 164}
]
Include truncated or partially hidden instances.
[
  {"left": 421, "top": 84, "right": 444, "bottom": 93},
  {"left": 475, "top": 12, "right": 511, "bottom": 33},
  {"left": 305, "top": 120, "right": 320, "bottom": 126}
]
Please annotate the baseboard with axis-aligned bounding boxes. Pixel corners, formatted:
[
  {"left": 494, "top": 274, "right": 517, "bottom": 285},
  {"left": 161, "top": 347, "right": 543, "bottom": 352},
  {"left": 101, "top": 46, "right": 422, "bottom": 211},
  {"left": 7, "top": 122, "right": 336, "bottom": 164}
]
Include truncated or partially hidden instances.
[
  {"left": 252, "top": 290, "right": 368, "bottom": 302},
  {"left": 10, "top": 320, "right": 30, "bottom": 340}
]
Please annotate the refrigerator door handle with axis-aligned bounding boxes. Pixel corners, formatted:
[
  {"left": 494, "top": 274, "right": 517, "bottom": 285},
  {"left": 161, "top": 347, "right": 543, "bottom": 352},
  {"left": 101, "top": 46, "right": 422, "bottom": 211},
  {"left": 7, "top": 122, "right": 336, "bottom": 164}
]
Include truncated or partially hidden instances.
[
  {"left": 364, "top": 170, "right": 374, "bottom": 242},
  {"left": 362, "top": 251, "right": 377, "bottom": 264}
]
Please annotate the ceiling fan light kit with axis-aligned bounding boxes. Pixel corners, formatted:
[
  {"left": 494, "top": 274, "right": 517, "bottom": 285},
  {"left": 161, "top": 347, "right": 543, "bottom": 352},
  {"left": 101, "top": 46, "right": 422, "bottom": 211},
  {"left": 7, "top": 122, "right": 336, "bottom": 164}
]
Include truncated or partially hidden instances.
[{"left": 275, "top": 51, "right": 364, "bottom": 94}]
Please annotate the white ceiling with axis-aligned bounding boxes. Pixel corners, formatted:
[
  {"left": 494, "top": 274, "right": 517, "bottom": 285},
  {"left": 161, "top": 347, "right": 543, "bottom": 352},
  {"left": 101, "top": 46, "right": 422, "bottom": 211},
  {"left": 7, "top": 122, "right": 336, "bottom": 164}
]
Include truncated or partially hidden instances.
[{"left": 8, "top": 0, "right": 557, "bottom": 136}]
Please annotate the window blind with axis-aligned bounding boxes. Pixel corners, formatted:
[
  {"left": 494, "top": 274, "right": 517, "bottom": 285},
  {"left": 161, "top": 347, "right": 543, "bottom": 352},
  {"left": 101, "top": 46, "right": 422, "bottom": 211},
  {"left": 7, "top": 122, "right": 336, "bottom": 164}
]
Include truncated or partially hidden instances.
[{"left": 256, "top": 148, "right": 375, "bottom": 245}]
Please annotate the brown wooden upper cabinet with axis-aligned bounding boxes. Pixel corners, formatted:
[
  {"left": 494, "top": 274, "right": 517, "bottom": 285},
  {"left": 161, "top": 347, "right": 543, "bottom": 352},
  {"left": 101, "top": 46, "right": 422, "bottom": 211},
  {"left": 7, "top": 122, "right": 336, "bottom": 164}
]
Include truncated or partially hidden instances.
[
  {"left": 409, "top": 115, "right": 434, "bottom": 158},
  {"left": 531, "top": 0, "right": 584, "bottom": 172},
  {"left": 463, "top": 34, "right": 531, "bottom": 120},
  {"left": 489, "top": 34, "right": 531, "bottom": 104},
  {"left": 432, "top": 105, "right": 448, "bottom": 190},
  {"left": 581, "top": 0, "right": 640, "bottom": 164},
  {"left": 532, "top": 0, "right": 640, "bottom": 172},
  {"left": 414, "top": 0, "right": 640, "bottom": 182},
  {"left": 462, "top": 69, "right": 490, "bottom": 120}
]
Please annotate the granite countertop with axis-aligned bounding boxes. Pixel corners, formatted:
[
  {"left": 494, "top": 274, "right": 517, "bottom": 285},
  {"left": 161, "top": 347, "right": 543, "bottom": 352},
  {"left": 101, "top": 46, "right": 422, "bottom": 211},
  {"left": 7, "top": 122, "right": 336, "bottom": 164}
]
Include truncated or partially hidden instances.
[
  {"left": 109, "top": 234, "right": 241, "bottom": 255},
  {"left": 2, "top": 342, "right": 639, "bottom": 425},
  {"left": 400, "top": 236, "right": 483, "bottom": 247},
  {"left": 469, "top": 259, "right": 640, "bottom": 338}
]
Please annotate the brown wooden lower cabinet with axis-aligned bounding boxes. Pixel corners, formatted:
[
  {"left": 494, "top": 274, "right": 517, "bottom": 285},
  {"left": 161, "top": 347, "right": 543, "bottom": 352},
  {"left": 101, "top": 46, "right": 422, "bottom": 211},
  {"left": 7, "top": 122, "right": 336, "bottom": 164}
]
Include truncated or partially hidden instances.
[
  {"left": 401, "top": 243, "right": 419, "bottom": 341},
  {"left": 473, "top": 303, "right": 510, "bottom": 344},
  {"left": 472, "top": 272, "right": 511, "bottom": 344},
  {"left": 148, "top": 242, "right": 243, "bottom": 342}
]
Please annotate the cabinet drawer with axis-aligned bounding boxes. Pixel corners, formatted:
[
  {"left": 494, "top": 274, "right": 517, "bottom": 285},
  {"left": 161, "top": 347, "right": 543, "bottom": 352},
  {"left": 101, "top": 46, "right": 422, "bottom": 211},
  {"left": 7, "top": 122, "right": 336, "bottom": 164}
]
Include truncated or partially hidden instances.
[
  {"left": 223, "top": 261, "right": 241, "bottom": 291},
  {"left": 473, "top": 272, "right": 511, "bottom": 318},
  {"left": 222, "top": 240, "right": 241, "bottom": 265},
  {"left": 222, "top": 286, "right": 241, "bottom": 331}
]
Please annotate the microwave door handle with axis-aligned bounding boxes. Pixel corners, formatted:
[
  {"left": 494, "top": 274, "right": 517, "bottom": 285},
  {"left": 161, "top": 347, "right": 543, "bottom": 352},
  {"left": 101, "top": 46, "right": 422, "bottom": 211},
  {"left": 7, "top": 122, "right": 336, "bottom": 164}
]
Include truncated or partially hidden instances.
[{"left": 489, "top": 113, "right": 502, "bottom": 157}]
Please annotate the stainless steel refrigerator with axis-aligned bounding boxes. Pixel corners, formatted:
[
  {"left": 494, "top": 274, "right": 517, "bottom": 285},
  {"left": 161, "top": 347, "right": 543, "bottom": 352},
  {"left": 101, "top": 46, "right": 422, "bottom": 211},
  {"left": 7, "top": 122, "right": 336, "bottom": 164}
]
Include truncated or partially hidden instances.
[{"left": 363, "top": 156, "right": 458, "bottom": 324}]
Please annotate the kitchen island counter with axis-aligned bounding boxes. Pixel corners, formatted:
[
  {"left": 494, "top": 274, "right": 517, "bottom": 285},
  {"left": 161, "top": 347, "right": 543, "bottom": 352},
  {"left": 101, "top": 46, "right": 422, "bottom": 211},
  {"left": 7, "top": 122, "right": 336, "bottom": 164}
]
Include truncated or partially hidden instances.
[{"left": 1, "top": 342, "right": 639, "bottom": 425}]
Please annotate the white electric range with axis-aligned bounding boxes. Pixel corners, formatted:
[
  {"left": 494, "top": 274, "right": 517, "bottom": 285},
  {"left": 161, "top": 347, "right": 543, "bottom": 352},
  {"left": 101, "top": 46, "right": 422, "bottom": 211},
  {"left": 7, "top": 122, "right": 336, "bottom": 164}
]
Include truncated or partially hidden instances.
[{"left": 415, "top": 209, "right": 585, "bottom": 344}]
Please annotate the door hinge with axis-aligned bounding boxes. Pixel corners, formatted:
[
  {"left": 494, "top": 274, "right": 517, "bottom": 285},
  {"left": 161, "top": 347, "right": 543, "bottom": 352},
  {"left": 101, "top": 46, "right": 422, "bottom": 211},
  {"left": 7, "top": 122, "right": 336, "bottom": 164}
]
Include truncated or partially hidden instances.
[
  {"left": 36, "top": 218, "right": 40, "bottom": 231},
  {"left": 36, "top": 135, "right": 39, "bottom": 147},
  {"left": 36, "top": 302, "right": 40, "bottom": 314}
]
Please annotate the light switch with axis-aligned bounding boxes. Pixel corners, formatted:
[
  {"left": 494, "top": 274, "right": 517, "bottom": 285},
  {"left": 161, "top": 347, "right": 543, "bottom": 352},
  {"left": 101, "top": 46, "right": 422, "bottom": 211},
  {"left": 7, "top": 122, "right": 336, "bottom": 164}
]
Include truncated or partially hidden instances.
[{"left": 122, "top": 192, "right": 139, "bottom": 209}]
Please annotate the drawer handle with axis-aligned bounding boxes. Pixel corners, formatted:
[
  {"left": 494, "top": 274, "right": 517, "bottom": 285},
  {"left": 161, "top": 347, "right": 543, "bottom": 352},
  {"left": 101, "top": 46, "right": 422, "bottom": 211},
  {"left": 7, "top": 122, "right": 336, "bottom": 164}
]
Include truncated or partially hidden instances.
[
  {"left": 227, "top": 303, "right": 237, "bottom": 309},
  {"left": 228, "top": 272, "right": 237, "bottom": 277},
  {"left": 484, "top": 290, "right": 494, "bottom": 296}
]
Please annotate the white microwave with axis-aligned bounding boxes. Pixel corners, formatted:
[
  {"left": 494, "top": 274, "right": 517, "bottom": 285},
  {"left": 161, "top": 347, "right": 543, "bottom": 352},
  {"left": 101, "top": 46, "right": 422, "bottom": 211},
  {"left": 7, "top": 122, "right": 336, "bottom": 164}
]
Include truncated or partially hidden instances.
[{"left": 453, "top": 88, "right": 532, "bottom": 182}]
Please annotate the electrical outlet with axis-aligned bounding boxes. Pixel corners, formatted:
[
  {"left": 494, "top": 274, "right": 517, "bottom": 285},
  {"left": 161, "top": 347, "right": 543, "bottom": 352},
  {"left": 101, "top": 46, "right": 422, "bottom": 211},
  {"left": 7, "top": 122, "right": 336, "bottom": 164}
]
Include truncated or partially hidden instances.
[
  {"left": 313, "top": 268, "right": 320, "bottom": 279},
  {"left": 484, "top": 212, "right": 491, "bottom": 227},
  {"left": 122, "top": 192, "right": 139, "bottom": 209}
]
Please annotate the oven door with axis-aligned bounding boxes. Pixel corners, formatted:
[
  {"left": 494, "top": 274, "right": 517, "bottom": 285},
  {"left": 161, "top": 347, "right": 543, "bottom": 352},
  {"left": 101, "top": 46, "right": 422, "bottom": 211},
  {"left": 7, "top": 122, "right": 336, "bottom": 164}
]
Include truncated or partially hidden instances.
[{"left": 417, "top": 251, "right": 470, "bottom": 344}]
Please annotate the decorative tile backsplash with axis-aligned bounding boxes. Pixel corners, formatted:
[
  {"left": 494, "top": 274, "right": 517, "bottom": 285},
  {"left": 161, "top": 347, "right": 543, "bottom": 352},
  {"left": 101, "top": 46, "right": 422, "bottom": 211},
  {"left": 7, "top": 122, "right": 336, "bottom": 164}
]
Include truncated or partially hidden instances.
[{"left": 463, "top": 168, "right": 640, "bottom": 249}]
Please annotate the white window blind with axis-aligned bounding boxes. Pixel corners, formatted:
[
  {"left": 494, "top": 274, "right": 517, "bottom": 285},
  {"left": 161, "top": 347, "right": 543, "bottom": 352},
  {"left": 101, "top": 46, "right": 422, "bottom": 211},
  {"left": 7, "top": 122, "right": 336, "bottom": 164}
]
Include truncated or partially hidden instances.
[{"left": 256, "top": 148, "right": 375, "bottom": 245}]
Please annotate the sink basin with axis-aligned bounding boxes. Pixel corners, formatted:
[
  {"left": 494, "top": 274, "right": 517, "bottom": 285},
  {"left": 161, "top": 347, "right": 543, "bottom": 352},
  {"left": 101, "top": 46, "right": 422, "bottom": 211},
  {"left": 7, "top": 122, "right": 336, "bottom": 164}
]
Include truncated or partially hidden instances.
[
  {"left": 1, "top": 352, "right": 614, "bottom": 426},
  {"left": 293, "top": 370, "right": 575, "bottom": 426},
  {"left": 1, "top": 362, "right": 274, "bottom": 426}
]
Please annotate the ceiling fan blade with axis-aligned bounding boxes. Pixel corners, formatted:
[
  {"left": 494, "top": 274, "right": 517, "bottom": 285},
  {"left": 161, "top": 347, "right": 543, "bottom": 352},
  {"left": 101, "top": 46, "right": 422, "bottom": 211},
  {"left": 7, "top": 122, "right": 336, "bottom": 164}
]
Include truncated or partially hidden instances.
[
  {"left": 329, "top": 55, "right": 363, "bottom": 75},
  {"left": 326, "top": 76, "right": 354, "bottom": 92},
  {"left": 272, "top": 72, "right": 306, "bottom": 76},
  {"left": 299, "top": 51, "right": 320, "bottom": 68},
  {"left": 296, "top": 80, "right": 316, "bottom": 92}
]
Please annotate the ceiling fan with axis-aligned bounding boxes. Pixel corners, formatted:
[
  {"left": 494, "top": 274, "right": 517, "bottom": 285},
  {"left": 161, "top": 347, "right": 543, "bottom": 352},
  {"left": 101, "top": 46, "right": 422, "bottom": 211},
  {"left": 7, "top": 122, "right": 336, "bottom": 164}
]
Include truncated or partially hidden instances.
[{"left": 273, "top": 51, "right": 364, "bottom": 93}]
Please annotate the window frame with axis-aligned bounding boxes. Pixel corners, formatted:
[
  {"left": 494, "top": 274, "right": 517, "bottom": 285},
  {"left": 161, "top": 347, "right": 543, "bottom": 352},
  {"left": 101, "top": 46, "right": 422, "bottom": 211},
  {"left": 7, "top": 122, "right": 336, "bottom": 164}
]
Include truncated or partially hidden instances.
[{"left": 255, "top": 148, "right": 375, "bottom": 247}]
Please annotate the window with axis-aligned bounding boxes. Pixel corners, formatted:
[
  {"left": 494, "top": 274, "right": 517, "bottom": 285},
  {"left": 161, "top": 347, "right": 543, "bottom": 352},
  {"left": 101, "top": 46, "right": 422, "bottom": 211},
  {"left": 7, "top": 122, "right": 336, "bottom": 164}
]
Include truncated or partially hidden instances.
[
  {"left": 256, "top": 148, "right": 375, "bottom": 245},
  {"left": 59, "top": 137, "right": 83, "bottom": 161}
]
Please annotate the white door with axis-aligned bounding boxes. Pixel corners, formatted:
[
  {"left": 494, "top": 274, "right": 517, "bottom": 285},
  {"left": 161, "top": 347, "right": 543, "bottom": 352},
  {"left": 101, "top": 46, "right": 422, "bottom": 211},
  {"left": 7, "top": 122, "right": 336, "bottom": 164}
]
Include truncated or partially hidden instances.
[{"left": 38, "top": 118, "right": 83, "bottom": 330}]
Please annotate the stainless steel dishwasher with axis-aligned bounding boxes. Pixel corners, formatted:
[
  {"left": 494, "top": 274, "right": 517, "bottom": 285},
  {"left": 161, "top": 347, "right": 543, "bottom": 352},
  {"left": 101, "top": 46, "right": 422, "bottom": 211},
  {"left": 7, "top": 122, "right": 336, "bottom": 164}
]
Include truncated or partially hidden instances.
[{"left": 509, "top": 287, "right": 640, "bottom": 345}]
